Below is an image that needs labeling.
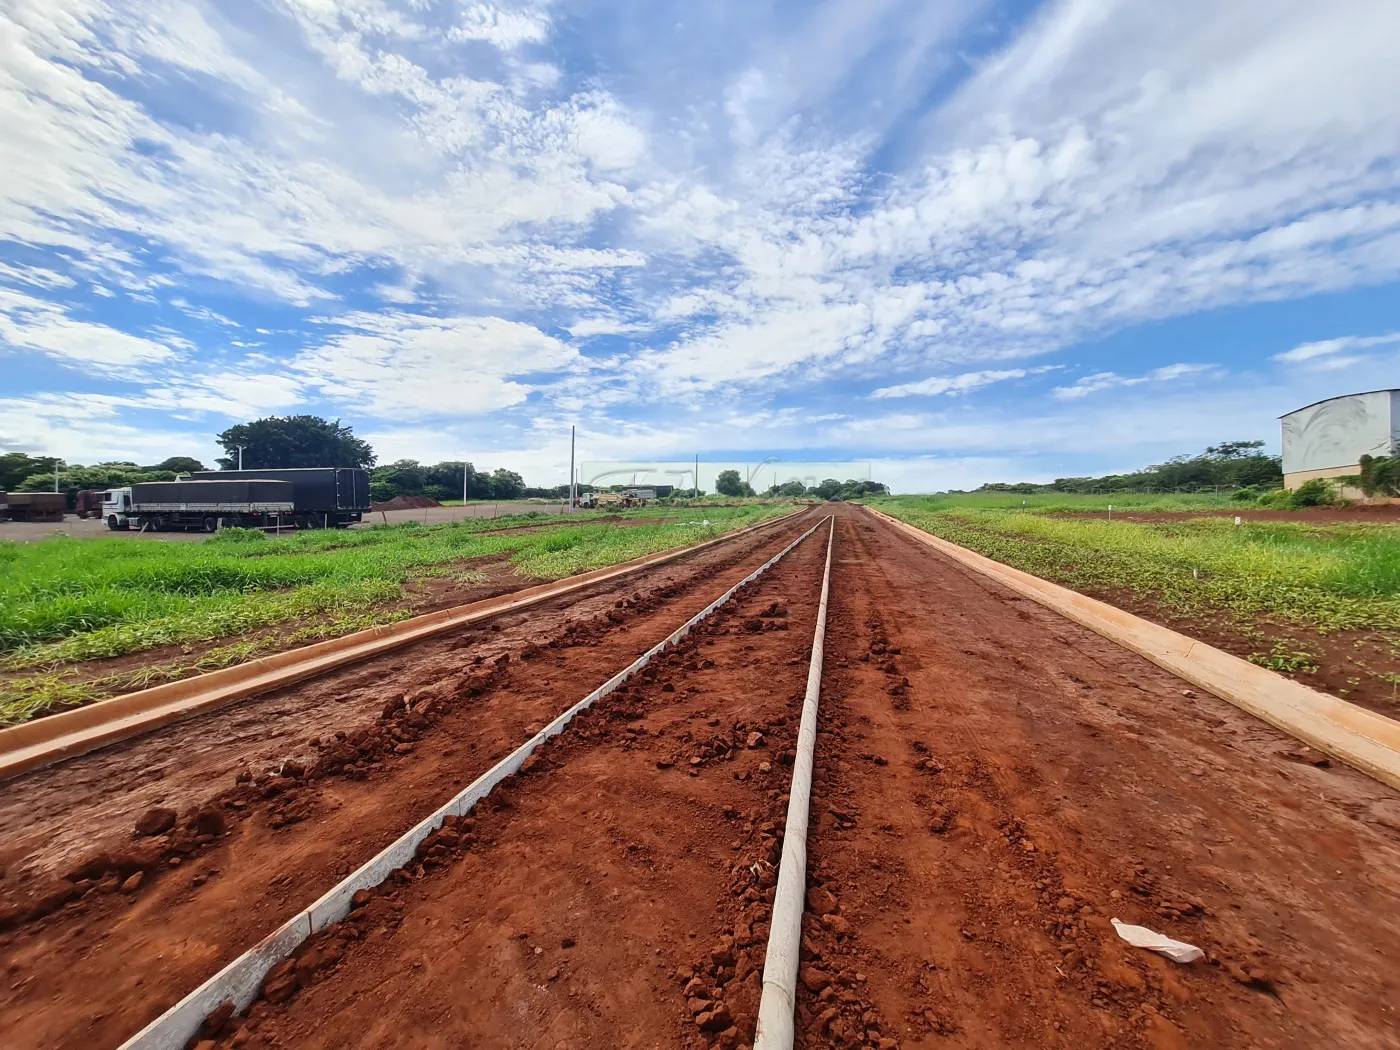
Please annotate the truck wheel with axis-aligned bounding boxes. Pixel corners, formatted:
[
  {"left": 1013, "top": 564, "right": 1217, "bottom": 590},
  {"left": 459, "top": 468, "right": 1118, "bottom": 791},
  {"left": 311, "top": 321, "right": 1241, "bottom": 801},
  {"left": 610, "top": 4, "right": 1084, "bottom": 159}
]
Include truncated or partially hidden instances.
[
  {"left": 202, "top": 516, "right": 217, "bottom": 533},
  {"left": 108, "top": 515, "right": 120, "bottom": 531}
]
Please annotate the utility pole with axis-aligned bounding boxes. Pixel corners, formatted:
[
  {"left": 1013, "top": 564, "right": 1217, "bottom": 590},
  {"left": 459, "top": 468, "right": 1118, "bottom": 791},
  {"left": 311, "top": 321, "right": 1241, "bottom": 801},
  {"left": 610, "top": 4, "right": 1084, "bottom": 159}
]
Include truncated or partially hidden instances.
[
  {"left": 694, "top": 453, "right": 699, "bottom": 498},
  {"left": 568, "top": 425, "right": 576, "bottom": 513},
  {"left": 235, "top": 444, "right": 246, "bottom": 470},
  {"left": 462, "top": 460, "right": 468, "bottom": 506},
  {"left": 54, "top": 460, "right": 61, "bottom": 492}
]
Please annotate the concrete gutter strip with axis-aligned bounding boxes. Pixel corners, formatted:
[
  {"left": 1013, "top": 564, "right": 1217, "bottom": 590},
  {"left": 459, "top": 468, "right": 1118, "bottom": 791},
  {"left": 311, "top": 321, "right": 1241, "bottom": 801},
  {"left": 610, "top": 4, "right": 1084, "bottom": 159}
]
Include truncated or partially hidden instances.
[
  {"left": 0, "top": 510, "right": 800, "bottom": 782},
  {"left": 867, "top": 507, "right": 1400, "bottom": 794},
  {"left": 754, "top": 516, "right": 836, "bottom": 1050},
  {"left": 116, "top": 518, "right": 826, "bottom": 1050}
]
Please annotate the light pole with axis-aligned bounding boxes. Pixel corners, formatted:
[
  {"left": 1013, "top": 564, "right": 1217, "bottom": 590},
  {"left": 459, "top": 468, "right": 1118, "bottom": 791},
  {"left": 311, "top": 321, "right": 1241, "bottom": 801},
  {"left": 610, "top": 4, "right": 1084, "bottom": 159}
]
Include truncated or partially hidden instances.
[
  {"left": 235, "top": 444, "right": 246, "bottom": 470},
  {"left": 568, "top": 425, "right": 576, "bottom": 513}
]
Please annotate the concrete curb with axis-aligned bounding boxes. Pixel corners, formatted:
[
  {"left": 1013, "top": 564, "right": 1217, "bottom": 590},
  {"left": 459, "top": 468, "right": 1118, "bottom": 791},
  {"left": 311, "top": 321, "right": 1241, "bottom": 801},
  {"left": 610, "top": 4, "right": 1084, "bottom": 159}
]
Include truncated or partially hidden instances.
[
  {"left": 866, "top": 506, "right": 1400, "bottom": 793},
  {"left": 0, "top": 511, "right": 800, "bottom": 781},
  {"left": 754, "top": 516, "right": 835, "bottom": 1050},
  {"left": 115, "top": 518, "right": 827, "bottom": 1050}
]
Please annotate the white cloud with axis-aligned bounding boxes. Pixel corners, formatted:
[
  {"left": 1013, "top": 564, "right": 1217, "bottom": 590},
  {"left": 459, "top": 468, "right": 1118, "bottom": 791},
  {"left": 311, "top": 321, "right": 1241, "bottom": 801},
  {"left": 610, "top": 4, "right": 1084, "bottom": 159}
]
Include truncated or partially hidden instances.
[
  {"left": 1274, "top": 331, "right": 1400, "bottom": 362},
  {"left": 448, "top": 4, "right": 551, "bottom": 50},
  {"left": 1051, "top": 363, "right": 1214, "bottom": 400},
  {"left": 0, "top": 288, "right": 175, "bottom": 377},
  {"left": 870, "top": 365, "right": 1058, "bottom": 399},
  {"left": 292, "top": 310, "right": 580, "bottom": 419}
]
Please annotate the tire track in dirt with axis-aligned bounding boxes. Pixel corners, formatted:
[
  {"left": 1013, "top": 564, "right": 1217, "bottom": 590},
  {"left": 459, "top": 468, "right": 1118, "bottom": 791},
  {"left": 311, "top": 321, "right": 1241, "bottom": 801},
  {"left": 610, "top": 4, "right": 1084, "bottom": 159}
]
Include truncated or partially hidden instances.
[
  {"left": 795, "top": 507, "right": 1400, "bottom": 1050},
  {"left": 0, "top": 513, "right": 816, "bottom": 1050},
  {"left": 188, "top": 520, "right": 835, "bottom": 1050}
]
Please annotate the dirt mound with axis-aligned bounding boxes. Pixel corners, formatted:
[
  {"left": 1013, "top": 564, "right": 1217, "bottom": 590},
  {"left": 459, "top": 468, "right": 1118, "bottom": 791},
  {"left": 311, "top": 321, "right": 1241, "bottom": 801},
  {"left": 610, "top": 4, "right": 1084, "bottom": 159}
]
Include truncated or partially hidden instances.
[{"left": 371, "top": 495, "right": 442, "bottom": 511}]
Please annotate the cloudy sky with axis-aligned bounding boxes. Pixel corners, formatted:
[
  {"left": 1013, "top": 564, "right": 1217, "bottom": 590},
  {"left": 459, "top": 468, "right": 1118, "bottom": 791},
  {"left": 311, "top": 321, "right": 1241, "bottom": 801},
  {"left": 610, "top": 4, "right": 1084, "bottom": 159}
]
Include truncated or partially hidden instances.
[{"left": 2, "top": 0, "right": 1399, "bottom": 491}]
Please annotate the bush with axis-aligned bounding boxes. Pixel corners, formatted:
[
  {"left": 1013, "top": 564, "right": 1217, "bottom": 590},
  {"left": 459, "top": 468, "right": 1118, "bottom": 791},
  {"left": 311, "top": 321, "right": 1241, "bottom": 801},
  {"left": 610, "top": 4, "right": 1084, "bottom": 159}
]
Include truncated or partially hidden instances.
[{"left": 1257, "top": 478, "right": 1336, "bottom": 510}]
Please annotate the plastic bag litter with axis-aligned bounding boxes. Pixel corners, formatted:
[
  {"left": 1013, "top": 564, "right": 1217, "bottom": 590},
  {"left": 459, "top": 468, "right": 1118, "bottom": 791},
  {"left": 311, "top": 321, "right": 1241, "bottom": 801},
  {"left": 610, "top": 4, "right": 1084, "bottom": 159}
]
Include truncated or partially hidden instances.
[{"left": 1110, "top": 918, "right": 1204, "bottom": 963}]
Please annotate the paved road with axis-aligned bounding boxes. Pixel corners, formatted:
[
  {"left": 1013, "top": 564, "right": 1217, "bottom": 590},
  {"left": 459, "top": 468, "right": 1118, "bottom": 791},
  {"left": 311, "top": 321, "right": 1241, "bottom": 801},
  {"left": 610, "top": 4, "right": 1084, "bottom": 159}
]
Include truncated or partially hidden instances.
[{"left": 0, "top": 502, "right": 584, "bottom": 543}]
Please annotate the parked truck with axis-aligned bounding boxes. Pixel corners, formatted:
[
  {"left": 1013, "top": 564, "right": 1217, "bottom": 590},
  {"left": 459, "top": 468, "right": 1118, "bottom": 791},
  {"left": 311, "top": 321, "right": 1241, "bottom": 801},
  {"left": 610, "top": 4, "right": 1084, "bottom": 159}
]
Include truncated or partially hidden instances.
[
  {"left": 104, "top": 480, "right": 295, "bottom": 532},
  {"left": 187, "top": 468, "right": 371, "bottom": 528},
  {"left": 4, "top": 492, "right": 66, "bottom": 522},
  {"left": 75, "top": 489, "right": 108, "bottom": 518}
]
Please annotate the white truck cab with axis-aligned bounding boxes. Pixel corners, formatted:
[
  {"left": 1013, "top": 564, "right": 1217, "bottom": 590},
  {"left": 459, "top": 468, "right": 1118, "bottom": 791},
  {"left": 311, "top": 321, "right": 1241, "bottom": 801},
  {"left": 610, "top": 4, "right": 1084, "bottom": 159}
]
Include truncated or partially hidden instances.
[{"left": 103, "top": 488, "right": 133, "bottom": 530}]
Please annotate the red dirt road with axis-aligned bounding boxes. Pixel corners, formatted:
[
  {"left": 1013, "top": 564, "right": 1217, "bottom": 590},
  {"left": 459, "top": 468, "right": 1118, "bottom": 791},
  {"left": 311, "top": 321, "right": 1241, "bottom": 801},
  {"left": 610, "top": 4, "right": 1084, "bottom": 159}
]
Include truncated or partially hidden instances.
[
  {"left": 0, "top": 512, "right": 815, "bottom": 1050},
  {"left": 5, "top": 505, "right": 1400, "bottom": 1050}
]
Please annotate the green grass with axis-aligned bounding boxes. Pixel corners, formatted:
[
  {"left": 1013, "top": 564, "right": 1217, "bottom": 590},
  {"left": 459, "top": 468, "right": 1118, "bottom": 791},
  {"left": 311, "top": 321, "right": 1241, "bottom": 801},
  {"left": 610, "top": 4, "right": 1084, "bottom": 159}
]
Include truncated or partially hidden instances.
[
  {"left": 870, "top": 495, "right": 1400, "bottom": 633},
  {"left": 0, "top": 506, "right": 788, "bottom": 669},
  {"left": 894, "top": 490, "right": 1241, "bottom": 513}
]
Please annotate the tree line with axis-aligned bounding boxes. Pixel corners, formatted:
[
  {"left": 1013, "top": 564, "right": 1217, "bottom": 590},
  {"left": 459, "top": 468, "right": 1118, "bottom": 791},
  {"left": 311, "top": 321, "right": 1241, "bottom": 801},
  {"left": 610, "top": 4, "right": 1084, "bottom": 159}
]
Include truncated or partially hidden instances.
[
  {"left": 714, "top": 469, "right": 889, "bottom": 500},
  {"left": 3, "top": 414, "right": 895, "bottom": 508},
  {"left": 969, "top": 441, "right": 1283, "bottom": 495}
]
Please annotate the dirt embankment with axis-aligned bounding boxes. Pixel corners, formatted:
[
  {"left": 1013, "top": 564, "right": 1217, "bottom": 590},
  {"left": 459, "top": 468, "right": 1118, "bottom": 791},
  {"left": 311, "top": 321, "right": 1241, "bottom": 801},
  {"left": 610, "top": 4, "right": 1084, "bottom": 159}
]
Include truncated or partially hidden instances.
[{"left": 0, "top": 515, "right": 815, "bottom": 1050}]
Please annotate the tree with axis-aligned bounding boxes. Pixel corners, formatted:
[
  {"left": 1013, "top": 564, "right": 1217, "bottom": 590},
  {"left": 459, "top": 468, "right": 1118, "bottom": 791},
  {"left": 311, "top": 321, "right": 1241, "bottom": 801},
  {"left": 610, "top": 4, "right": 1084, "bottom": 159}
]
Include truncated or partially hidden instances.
[
  {"left": 1205, "top": 440, "right": 1265, "bottom": 459},
  {"left": 715, "top": 469, "right": 756, "bottom": 497},
  {"left": 811, "top": 478, "right": 842, "bottom": 500},
  {"left": 488, "top": 468, "right": 526, "bottom": 500},
  {"left": 215, "top": 416, "right": 375, "bottom": 470},
  {"left": 142, "top": 456, "right": 207, "bottom": 473},
  {"left": 0, "top": 453, "right": 59, "bottom": 492},
  {"left": 370, "top": 460, "right": 426, "bottom": 503}
]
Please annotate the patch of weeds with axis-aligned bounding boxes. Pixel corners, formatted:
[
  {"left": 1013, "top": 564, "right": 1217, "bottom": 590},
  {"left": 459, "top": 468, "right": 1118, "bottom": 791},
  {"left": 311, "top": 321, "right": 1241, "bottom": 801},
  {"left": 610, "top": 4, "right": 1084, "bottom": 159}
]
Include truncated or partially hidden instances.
[{"left": 1247, "top": 641, "right": 1320, "bottom": 675}]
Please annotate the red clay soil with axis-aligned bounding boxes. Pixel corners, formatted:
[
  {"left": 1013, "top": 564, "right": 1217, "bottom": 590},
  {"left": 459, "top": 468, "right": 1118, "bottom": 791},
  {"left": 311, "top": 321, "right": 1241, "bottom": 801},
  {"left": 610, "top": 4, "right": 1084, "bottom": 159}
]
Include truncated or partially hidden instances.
[
  {"left": 796, "top": 508, "right": 1400, "bottom": 1049},
  {"left": 0, "top": 513, "right": 815, "bottom": 1050},
  {"left": 370, "top": 495, "right": 442, "bottom": 511},
  {"left": 8, "top": 505, "right": 1400, "bottom": 1050},
  {"left": 1078, "top": 584, "right": 1400, "bottom": 720},
  {"left": 195, "top": 519, "right": 835, "bottom": 1050}
]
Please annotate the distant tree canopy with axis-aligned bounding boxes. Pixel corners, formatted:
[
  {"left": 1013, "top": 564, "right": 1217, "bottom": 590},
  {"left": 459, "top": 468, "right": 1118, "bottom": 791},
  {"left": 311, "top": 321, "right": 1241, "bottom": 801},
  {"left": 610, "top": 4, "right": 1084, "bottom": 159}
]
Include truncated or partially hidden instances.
[
  {"left": 368, "top": 460, "right": 528, "bottom": 503},
  {"left": 14, "top": 465, "right": 179, "bottom": 506},
  {"left": 971, "top": 442, "right": 1282, "bottom": 495},
  {"left": 216, "top": 416, "right": 375, "bottom": 470},
  {"left": 765, "top": 478, "right": 889, "bottom": 501},
  {"left": 144, "top": 456, "right": 207, "bottom": 474},
  {"left": 0, "top": 453, "right": 60, "bottom": 492},
  {"left": 714, "top": 469, "right": 756, "bottom": 497}
]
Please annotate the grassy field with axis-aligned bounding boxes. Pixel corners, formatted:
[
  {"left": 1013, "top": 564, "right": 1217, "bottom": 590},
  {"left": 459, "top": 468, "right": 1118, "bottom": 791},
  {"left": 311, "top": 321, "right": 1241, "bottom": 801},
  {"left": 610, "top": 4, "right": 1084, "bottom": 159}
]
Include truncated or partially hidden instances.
[
  {"left": 869, "top": 494, "right": 1400, "bottom": 709},
  {"left": 0, "top": 505, "right": 789, "bottom": 725}
]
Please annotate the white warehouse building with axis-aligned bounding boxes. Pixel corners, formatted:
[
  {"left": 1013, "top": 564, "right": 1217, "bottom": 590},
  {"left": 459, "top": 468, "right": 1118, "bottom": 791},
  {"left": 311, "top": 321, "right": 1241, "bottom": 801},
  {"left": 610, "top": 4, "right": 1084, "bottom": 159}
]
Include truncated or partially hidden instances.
[{"left": 1280, "top": 389, "right": 1400, "bottom": 491}]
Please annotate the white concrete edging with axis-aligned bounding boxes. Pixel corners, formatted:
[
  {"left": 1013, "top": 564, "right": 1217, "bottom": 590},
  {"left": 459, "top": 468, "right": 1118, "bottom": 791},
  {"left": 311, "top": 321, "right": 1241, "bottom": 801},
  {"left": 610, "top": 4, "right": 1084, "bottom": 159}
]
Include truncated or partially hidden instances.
[
  {"left": 753, "top": 515, "right": 836, "bottom": 1050},
  {"left": 866, "top": 506, "right": 1400, "bottom": 794},
  {"left": 116, "top": 517, "right": 827, "bottom": 1050}
]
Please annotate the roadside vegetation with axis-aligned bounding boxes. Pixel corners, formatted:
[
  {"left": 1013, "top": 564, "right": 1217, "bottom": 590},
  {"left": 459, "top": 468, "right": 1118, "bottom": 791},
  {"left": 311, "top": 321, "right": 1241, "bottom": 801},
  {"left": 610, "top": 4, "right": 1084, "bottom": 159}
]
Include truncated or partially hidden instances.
[
  {"left": 870, "top": 492, "right": 1400, "bottom": 711},
  {"left": 0, "top": 505, "right": 789, "bottom": 725}
]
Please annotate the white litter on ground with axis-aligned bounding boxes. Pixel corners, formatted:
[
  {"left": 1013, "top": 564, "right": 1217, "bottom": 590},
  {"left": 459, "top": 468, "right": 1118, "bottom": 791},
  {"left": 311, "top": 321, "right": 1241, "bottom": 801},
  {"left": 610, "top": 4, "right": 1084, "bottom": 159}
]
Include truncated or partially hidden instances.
[{"left": 1110, "top": 918, "right": 1204, "bottom": 963}]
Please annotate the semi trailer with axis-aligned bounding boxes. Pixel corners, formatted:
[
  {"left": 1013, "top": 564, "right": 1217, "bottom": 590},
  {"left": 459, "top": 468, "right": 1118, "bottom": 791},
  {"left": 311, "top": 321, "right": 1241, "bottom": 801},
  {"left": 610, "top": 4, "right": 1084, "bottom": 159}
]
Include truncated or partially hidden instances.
[
  {"left": 187, "top": 468, "right": 370, "bottom": 528},
  {"left": 3, "top": 492, "right": 66, "bottom": 522},
  {"left": 104, "top": 480, "right": 295, "bottom": 532}
]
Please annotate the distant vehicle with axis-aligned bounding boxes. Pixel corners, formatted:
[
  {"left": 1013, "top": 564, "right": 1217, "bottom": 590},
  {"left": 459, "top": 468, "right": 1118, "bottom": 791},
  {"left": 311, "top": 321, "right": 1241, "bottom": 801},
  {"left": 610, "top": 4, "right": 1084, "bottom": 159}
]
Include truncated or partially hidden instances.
[
  {"left": 3, "top": 492, "right": 66, "bottom": 522},
  {"left": 187, "top": 468, "right": 371, "bottom": 528},
  {"left": 104, "top": 480, "right": 295, "bottom": 532},
  {"left": 75, "top": 489, "right": 109, "bottom": 518},
  {"left": 621, "top": 487, "right": 657, "bottom": 505},
  {"left": 578, "top": 491, "right": 622, "bottom": 509}
]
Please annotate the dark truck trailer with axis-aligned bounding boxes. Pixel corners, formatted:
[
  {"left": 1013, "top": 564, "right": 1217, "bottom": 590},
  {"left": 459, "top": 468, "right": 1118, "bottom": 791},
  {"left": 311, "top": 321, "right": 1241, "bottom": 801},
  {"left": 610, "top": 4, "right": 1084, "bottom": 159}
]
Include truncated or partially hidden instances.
[
  {"left": 121, "top": 480, "right": 295, "bottom": 532},
  {"left": 188, "top": 468, "right": 371, "bottom": 528},
  {"left": 5, "top": 492, "right": 66, "bottom": 522}
]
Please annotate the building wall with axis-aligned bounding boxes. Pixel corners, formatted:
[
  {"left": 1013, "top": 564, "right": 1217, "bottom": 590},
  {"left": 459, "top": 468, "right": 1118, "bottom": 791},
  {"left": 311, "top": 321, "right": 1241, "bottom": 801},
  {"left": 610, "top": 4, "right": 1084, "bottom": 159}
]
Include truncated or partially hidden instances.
[
  {"left": 1280, "top": 390, "right": 1398, "bottom": 475},
  {"left": 1282, "top": 463, "right": 1364, "bottom": 496}
]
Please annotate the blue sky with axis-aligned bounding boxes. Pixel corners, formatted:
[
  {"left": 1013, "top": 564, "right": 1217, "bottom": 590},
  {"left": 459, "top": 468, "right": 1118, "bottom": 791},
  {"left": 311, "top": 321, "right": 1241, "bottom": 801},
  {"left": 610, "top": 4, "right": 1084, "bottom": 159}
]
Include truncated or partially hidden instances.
[{"left": 2, "top": 0, "right": 1398, "bottom": 491}]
